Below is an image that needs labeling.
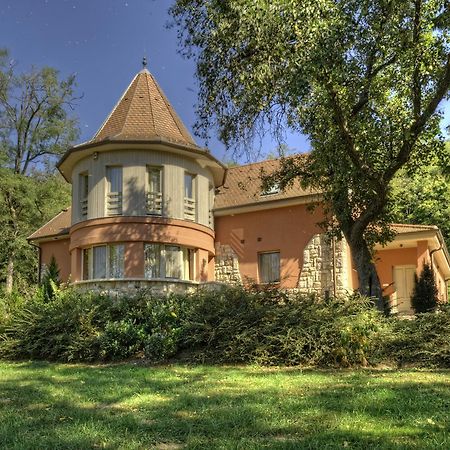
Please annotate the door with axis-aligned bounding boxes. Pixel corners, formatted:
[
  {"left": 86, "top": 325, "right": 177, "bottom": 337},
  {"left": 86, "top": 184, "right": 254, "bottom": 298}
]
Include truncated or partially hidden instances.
[{"left": 393, "top": 266, "right": 416, "bottom": 315}]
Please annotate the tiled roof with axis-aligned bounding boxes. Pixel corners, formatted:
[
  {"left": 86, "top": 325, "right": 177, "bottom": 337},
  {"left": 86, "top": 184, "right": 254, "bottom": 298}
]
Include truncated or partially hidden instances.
[
  {"left": 391, "top": 223, "right": 438, "bottom": 234},
  {"left": 92, "top": 68, "right": 197, "bottom": 147},
  {"left": 28, "top": 208, "right": 71, "bottom": 241},
  {"left": 214, "top": 159, "right": 316, "bottom": 210}
]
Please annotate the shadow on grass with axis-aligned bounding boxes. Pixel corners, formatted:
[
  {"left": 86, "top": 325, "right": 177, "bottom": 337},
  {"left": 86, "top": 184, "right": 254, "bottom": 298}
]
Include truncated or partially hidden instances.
[{"left": 0, "top": 362, "right": 449, "bottom": 449}]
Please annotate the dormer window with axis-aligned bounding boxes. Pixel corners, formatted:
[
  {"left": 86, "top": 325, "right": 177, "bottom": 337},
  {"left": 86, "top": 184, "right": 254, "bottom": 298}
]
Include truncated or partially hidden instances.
[
  {"left": 261, "top": 182, "right": 280, "bottom": 196},
  {"left": 79, "top": 172, "right": 89, "bottom": 220},
  {"left": 106, "top": 166, "right": 123, "bottom": 216},
  {"left": 146, "top": 166, "right": 163, "bottom": 216},
  {"left": 184, "top": 173, "right": 196, "bottom": 221}
]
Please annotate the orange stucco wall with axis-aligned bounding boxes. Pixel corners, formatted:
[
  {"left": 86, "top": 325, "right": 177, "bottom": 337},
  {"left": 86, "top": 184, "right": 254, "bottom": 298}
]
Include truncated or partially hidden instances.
[
  {"left": 70, "top": 217, "right": 215, "bottom": 253},
  {"left": 214, "top": 204, "right": 324, "bottom": 288},
  {"left": 374, "top": 247, "right": 418, "bottom": 298},
  {"left": 40, "top": 239, "right": 71, "bottom": 282}
]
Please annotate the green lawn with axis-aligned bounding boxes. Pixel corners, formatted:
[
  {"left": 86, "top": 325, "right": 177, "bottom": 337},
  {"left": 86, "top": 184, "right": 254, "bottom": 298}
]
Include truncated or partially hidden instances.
[{"left": 0, "top": 363, "right": 449, "bottom": 449}]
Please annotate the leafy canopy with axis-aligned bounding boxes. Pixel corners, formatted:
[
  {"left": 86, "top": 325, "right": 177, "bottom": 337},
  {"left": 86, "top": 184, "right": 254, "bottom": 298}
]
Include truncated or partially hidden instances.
[
  {"left": 171, "top": 1, "right": 450, "bottom": 299},
  {"left": 0, "top": 50, "right": 79, "bottom": 175}
]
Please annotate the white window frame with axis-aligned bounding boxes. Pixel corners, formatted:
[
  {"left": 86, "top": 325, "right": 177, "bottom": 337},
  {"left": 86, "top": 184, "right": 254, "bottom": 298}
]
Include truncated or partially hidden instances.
[
  {"left": 79, "top": 172, "right": 89, "bottom": 220},
  {"left": 144, "top": 243, "right": 195, "bottom": 281},
  {"left": 82, "top": 244, "right": 125, "bottom": 280},
  {"left": 184, "top": 172, "right": 196, "bottom": 221},
  {"left": 146, "top": 166, "right": 163, "bottom": 216},
  {"left": 106, "top": 166, "right": 123, "bottom": 216}
]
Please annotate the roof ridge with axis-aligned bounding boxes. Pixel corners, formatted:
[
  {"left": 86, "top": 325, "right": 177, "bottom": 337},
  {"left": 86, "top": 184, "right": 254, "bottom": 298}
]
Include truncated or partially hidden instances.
[
  {"left": 93, "top": 73, "right": 139, "bottom": 141},
  {"left": 144, "top": 71, "right": 156, "bottom": 134},
  {"left": 148, "top": 72, "right": 195, "bottom": 145}
]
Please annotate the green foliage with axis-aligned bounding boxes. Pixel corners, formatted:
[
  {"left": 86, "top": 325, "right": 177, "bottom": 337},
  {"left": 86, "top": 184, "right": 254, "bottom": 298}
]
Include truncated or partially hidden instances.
[
  {"left": 180, "top": 287, "right": 386, "bottom": 366},
  {"left": 0, "top": 170, "right": 70, "bottom": 291},
  {"left": 391, "top": 150, "right": 450, "bottom": 248},
  {"left": 384, "top": 310, "right": 450, "bottom": 367},
  {"left": 2, "top": 286, "right": 450, "bottom": 368},
  {"left": 170, "top": 1, "right": 450, "bottom": 299},
  {"left": 41, "top": 255, "right": 60, "bottom": 302},
  {"left": 411, "top": 262, "right": 439, "bottom": 314}
]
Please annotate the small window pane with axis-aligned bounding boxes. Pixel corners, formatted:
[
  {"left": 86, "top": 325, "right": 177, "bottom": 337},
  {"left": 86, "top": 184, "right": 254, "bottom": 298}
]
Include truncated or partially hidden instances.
[
  {"left": 107, "top": 167, "right": 122, "bottom": 193},
  {"left": 144, "top": 244, "right": 161, "bottom": 278},
  {"left": 259, "top": 252, "right": 280, "bottom": 283},
  {"left": 82, "top": 248, "right": 90, "bottom": 280},
  {"left": 165, "top": 245, "right": 182, "bottom": 279},
  {"left": 184, "top": 173, "right": 194, "bottom": 199},
  {"left": 93, "top": 246, "right": 107, "bottom": 279},
  {"left": 148, "top": 167, "right": 161, "bottom": 193},
  {"left": 183, "top": 248, "right": 195, "bottom": 281},
  {"left": 109, "top": 244, "right": 124, "bottom": 278}
]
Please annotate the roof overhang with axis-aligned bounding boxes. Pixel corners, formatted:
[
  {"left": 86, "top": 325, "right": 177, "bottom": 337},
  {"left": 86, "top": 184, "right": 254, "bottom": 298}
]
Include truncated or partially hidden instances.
[
  {"left": 57, "top": 138, "right": 227, "bottom": 187},
  {"left": 213, "top": 193, "right": 322, "bottom": 216}
]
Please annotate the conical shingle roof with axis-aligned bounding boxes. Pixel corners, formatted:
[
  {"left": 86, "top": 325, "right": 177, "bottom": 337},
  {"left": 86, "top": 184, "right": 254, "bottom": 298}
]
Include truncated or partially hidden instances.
[{"left": 92, "top": 68, "right": 197, "bottom": 147}]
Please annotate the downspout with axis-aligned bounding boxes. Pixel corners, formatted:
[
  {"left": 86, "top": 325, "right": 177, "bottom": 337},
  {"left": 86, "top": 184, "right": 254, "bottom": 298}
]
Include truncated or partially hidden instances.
[{"left": 430, "top": 245, "right": 442, "bottom": 270}]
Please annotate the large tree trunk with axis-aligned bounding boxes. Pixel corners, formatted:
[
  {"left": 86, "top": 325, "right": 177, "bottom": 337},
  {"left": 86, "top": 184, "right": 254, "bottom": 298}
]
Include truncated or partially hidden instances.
[
  {"left": 5, "top": 252, "right": 14, "bottom": 294},
  {"left": 347, "top": 236, "right": 384, "bottom": 311}
]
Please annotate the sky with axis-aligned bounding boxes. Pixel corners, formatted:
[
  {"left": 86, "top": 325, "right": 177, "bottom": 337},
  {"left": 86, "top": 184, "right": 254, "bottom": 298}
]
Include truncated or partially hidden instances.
[
  {"left": 0, "top": 0, "right": 448, "bottom": 164},
  {"left": 0, "top": 0, "right": 307, "bottom": 163}
]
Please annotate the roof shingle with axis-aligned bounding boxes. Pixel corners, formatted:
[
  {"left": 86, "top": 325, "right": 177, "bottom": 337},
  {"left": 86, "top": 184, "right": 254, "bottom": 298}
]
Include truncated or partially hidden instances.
[
  {"left": 214, "top": 159, "right": 316, "bottom": 210},
  {"left": 28, "top": 208, "right": 71, "bottom": 241},
  {"left": 92, "top": 68, "right": 197, "bottom": 147}
]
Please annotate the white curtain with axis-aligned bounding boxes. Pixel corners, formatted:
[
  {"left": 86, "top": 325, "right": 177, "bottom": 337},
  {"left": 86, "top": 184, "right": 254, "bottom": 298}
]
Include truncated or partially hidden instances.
[
  {"left": 144, "top": 244, "right": 161, "bottom": 278},
  {"left": 109, "top": 244, "right": 124, "bottom": 278},
  {"left": 93, "top": 246, "right": 107, "bottom": 279}
]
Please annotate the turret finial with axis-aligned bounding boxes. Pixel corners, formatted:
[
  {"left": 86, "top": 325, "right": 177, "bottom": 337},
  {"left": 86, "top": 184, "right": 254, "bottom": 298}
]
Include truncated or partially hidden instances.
[{"left": 142, "top": 56, "right": 147, "bottom": 69}]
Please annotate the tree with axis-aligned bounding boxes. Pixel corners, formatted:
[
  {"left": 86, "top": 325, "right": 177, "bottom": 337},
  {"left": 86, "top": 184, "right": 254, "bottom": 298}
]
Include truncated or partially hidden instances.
[
  {"left": 0, "top": 50, "right": 78, "bottom": 293},
  {"left": 0, "top": 169, "right": 71, "bottom": 293},
  {"left": 171, "top": 0, "right": 450, "bottom": 307},
  {"left": 41, "top": 255, "right": 60, "bottom": 302},
  {"left": 411, "top": 262, "right": 439, "bottom": 313},
  {"left": 0, "top": 50, "right": 79, "bottom": 174},
  {"left": 391, "top": 149, "right": 450, "bottom": 248}
]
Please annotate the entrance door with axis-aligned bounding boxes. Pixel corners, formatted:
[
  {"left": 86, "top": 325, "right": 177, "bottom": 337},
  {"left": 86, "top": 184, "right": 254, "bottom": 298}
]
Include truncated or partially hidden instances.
[{"left": 393, "top": 266, "right": 416, "bottom": 315}]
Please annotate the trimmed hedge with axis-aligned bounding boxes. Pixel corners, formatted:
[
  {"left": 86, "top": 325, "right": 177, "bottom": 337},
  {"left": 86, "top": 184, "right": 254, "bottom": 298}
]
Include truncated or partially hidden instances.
[{"left": 0, "top": 286, "right": 449, "bottom": 367}]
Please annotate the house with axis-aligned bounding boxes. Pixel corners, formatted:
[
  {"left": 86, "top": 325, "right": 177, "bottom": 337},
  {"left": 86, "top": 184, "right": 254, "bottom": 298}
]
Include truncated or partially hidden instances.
[{"left": 28, "top": 66, "right": 450, "bottom": 314}]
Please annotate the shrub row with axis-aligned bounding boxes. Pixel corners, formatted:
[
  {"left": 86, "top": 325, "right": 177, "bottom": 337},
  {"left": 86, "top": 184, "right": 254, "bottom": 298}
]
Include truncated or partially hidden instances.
[{"left": 0, "top": 286, "right": 449, "bottom": 367}]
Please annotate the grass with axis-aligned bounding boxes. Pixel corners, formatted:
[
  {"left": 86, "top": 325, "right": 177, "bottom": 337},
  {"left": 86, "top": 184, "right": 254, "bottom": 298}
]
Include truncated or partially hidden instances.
[{"left": 0, "top": 363, "right": 449, "bottom": 449}]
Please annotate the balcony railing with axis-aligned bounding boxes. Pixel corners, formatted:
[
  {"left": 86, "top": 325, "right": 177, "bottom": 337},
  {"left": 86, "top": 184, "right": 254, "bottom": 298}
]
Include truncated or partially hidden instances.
[
  {"left": 80, "top": 198, "right": 88, "bottom": 219},
  {"left": 146, "top": 192, "right": 163, "bottom": 216},
  {"left": 107, "top": 192, "right": 123, "bottom": 216},
  {"left": 184, "top": 197, "right": 196, "bottom": 221}
]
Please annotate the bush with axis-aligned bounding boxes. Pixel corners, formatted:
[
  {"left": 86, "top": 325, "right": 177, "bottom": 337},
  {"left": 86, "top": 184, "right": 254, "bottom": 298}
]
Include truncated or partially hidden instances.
[
  {"left": 411, "top": 263, "right": 439, "bottom": 313},
  {"left": 179, "top": 287, "right": 387, "bottom": 366},
  {"left": 1, "top": 285, "right": 450, "bottom": 368}
]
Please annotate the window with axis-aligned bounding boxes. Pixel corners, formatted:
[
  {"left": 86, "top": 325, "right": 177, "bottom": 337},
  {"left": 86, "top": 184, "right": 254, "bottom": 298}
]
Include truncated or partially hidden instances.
[
  {"left": 79, "top": 173, "right": 89, "bottom": 219},
  {"left": 184, "top": 173, "right": 196, "bottom": 221},
  {"left": 106, "top": 166, "right": 123, "bottom": 216},
  {"left": 261, "top": 182, "right": 280, "bottom": 196},
  {"left": 146, "top": 166, "right": 163, "bottom": 215},
  {"left": 82, "top": 244, "right": 125, "bottom": 280},
  {"left": 258, "top": 251, "right": 280, "bottom": 283},
  {"left": 144, "top": 244, "right": 195, "bottom": 281},
  {"left": 165, "top": 245, "right": 182, "bottom": 279},
  {"left": 144, "top": 244, "right": 161, "bottom": 278},
  {"left": 209, "top": 184, "right": 214, "bottom": 228}
]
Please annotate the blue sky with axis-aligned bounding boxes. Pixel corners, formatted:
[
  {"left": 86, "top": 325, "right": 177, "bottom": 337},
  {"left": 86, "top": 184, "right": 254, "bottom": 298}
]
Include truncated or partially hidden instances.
[
  {"left": 0, "top": 0, "right": 307, "bottom": 163},
  {"left": 0, "top": 0, "right": 448, "bottom": 163}
]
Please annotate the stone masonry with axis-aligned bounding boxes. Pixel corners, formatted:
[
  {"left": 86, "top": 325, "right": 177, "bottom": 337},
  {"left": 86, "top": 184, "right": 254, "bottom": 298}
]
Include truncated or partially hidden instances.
[
  {"left": 214, "top": 243, "right": 242, "bottom": 284},
  {"left": 298, "top": 234, "right": 351, "bottom": 296}
]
